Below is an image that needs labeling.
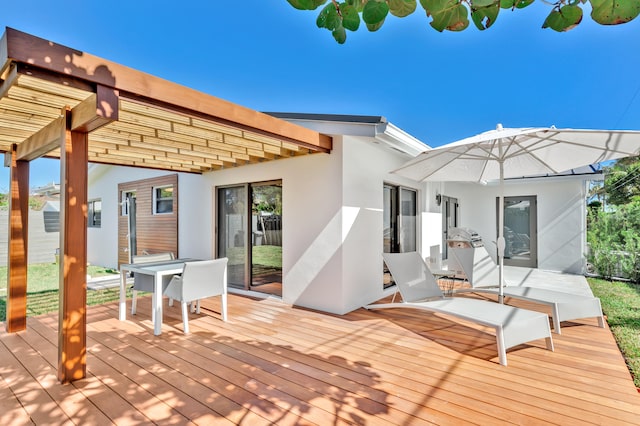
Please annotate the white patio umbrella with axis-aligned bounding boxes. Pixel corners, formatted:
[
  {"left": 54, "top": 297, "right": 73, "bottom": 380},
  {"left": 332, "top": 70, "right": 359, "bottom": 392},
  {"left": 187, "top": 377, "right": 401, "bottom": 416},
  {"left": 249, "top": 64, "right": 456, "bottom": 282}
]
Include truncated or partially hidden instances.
[{"left": 392, "top": 124, "right": 640, "bottom": 301}]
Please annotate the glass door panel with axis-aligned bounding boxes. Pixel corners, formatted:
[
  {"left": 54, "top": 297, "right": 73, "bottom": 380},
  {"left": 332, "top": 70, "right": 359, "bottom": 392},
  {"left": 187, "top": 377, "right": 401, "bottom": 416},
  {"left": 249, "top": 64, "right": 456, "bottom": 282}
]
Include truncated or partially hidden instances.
[
  {"left": 250, "top": 182, "right": 282, "bottom": 296},
  {"left": 383, "top": 184, "right": 417, "bottom": 288},
  {"left": 500, "top": 195, "right": 537, "bottom": 268},
  {"left": 218, "top": 185, "right": 248, "bottom": 289},
  {"left": 441, "top": 196, "right": 459, "bottom": 260},
  {"left": 383, "top": 185, "right": 398, "bottom": 254},
  {"left": 399, "top": 188, "right": 417, "bottom": 252}
]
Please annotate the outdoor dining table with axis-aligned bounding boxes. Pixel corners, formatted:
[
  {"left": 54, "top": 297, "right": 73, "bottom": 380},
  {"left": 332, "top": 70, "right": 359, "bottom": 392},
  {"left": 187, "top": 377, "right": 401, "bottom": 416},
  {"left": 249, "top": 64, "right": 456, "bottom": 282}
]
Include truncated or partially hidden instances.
[{"left": 119, "top": 258, "right": 198, "bottom": 335}]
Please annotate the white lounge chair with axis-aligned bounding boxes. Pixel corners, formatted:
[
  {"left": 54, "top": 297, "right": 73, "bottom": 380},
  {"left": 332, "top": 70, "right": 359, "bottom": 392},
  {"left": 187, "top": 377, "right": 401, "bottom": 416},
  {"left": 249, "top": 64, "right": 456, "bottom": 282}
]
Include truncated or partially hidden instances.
[
  {"left": 164, "top": 258, "right": 228, "bottom": 334},
  {"left": 131, "top": 252, "right": 175, "bottom": 315},
  {"left": 366, "top": 252, "right": 554, "bottom": 366},
  {"left": 451, "top": 246, "right": 605, "bottom": 334}
]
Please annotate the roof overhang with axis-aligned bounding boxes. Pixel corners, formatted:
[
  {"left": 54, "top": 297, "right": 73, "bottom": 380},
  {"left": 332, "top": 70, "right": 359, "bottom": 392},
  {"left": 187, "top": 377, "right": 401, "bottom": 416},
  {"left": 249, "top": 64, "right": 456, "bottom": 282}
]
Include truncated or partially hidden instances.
[
  {"left": 266, "top": 112, "right": 428, "bottom": 157},
  {"left": 0, "top": 28, "right": 332, "bottom": 173}
]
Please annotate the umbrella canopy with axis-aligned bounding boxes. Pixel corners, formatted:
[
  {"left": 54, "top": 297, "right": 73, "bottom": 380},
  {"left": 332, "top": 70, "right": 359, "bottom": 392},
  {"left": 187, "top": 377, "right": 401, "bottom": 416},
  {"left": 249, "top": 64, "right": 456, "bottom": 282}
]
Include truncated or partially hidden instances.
[
  {"left": 392, "top": 124, "right": 640, "bottom": 301},
  {"left": 395, "top": 124, "right": 640, "bottom": 182}
]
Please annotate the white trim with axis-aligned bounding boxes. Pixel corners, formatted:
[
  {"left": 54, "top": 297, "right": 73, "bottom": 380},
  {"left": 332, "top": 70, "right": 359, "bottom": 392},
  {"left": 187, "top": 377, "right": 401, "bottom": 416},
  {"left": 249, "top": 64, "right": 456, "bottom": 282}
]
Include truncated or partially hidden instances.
[{"left": 153, "top": 184, "right": 174, "bottom": 215}]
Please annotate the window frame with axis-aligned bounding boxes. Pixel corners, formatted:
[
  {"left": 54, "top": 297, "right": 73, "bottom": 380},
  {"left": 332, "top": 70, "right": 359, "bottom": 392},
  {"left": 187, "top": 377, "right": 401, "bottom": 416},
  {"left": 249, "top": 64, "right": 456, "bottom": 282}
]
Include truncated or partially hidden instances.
[
  {"left": 153, "top": 184, "right": 174, "bottom": 215},
  {"left": 88, "top": 199, "right": 102, "bottom": 228}
]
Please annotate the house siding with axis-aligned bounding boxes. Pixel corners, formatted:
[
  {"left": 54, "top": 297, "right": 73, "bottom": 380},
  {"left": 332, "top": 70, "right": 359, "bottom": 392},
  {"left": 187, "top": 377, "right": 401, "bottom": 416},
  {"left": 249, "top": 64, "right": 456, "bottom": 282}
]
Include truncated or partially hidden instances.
[{"left": 117, "top": 174, "right": 178, "bottom": 266}]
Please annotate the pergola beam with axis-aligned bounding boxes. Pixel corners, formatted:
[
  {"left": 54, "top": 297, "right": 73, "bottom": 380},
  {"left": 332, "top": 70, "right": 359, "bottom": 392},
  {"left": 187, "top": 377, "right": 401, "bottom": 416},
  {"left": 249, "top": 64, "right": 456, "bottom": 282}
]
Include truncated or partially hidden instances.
[
  {"left": 0, "top": 63, "right": 18, "bottom": 99},
  {"left": 17, "top": 87, "right": 118, "bottom": 161},
  {"left": 71, "top": 86, "right": 119, "bottom": 132},
  {"left": 16, "top": 114, "right": 65, "bottom": 161}
]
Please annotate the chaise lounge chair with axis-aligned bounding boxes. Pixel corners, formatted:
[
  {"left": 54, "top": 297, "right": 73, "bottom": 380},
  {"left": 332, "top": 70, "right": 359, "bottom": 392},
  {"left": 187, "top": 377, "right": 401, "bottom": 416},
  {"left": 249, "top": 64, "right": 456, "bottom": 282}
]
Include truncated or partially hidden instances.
[
  {"left": 451, "top": 246, "right": 605, "bottom": 334},
  {"left": 365, "top": 252, "right": 554, "bottom": 366}
]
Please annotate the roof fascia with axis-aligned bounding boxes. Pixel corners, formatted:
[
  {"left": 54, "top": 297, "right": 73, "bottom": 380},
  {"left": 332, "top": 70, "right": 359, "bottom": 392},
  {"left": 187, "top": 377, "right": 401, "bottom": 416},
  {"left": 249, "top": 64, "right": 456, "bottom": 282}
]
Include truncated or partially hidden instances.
[{"left": 270, "top": 113, "right": 429, "bottom": 157}]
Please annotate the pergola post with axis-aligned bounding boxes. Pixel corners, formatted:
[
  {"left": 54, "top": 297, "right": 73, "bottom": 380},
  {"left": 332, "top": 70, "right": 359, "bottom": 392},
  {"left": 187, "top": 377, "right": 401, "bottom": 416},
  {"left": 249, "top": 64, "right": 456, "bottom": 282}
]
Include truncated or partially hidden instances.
[
  {"left": 6, "top": 144, "right": 29, "bottom": 333},
  {"left": 57, "top": 108, "right": 89, "bottom": 383}
]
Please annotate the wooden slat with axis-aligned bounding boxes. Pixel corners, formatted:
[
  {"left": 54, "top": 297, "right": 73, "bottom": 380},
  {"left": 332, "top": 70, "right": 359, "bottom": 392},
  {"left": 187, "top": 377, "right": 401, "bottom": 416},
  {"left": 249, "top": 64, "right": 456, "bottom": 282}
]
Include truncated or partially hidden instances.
[
  {"left": 16, "top": 73, "right": 89, "bottom": 100},
  {"left": 173, "top": 121, "right": 224, "bottom": 142},
  {"left": 119, "top": 98, "right": 191, "bottom": 125},
  {"left": 8, "top": 85, "right": 83, "bottom": 110},
  {"left": 192, "top": 116, "right": 243, "bottom": 137}
]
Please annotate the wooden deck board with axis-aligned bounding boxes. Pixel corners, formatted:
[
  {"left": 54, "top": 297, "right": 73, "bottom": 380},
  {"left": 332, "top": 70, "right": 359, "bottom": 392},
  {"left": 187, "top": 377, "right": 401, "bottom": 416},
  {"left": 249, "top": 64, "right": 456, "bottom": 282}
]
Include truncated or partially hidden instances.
[{"left": 1, "top": 293, "right": 639, "bottom": 425}]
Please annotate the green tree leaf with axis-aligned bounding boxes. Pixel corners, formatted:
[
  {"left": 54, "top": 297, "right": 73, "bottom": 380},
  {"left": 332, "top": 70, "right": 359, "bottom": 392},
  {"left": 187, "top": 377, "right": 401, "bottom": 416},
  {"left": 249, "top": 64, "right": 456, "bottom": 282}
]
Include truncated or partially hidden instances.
[
  {"left": 366, "top": 20, "right": 386, "bottom": 31},
  {"left": 500, "top": 0, "right": 534, "bottom": 9},
  {"left": 288, "top": 0, "right": 328, "bottom": 10},
  {"left": 474, "top": 0, "right": 498, "bottom": 6},
  {"left": 542, "top": 4, "right": 583, "bottom": 31},
  {"left": 341, "top": 3, "right": 361, "bottom": 30},
  {"left": 288, "top": 0, "right": 640, "bottom": 42},
  {"left": 472, "top": 1, "right": 500, "bottom": 29},
  {"left": 363, "top": 0, "right": 390, "bottom": 25},
  {"left": 421, "top": 0, "right": 470, "bottom": 32},
  {"left": 332, "top": 25, "right": 347, "bottom": 43},
  {"left": 389, "top": 0, "right": 418, "bottom": 17},
  {"left": 590, "top": 0, "right": 640, "bottom": 25},
  {"left": 317, "top": 3, "right": 341, "bottom": 29},
  {"left": 346, "top": 0, "right": 366, "bottom": 12}
]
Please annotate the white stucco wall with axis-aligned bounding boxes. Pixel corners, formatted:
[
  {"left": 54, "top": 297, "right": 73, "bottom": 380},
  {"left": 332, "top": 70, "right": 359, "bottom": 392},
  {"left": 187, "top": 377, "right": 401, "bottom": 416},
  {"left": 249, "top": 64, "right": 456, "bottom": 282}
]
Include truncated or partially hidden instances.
[
  {"left": 438, "top": 176, "right": 589, "bottom": 274},
  {"left": 192, "top": 134, "right": 422, "bottom": 314},
  {"left": 341, "top": 136, "right": 423, "bottom": 312}
]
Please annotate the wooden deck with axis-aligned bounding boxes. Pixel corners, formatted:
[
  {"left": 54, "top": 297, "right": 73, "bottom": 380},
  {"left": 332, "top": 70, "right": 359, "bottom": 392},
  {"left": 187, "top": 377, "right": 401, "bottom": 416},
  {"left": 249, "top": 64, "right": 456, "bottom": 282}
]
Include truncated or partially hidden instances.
[{"left": 1, "top": 293, "right": 639, "bottom": 425}]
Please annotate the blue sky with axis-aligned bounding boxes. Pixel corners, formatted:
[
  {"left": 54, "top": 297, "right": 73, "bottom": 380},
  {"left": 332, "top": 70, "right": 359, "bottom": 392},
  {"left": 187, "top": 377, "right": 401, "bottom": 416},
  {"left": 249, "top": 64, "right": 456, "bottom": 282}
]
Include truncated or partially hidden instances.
[{"left": 1, "top": 1, "right": 638, "bottom": 189}]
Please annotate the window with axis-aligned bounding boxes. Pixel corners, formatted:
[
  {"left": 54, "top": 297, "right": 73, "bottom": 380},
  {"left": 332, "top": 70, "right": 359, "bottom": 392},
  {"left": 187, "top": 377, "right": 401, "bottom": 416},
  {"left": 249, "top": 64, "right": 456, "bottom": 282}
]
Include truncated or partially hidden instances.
[
  {"left": 153, "top": 185, "right": 174, "bottom": 214},
  {"left": 121, "top": 191, "right": 136, "bottom": 216},
  {"left": 88, "top": 199, "right": 101, "bottom": 228}
]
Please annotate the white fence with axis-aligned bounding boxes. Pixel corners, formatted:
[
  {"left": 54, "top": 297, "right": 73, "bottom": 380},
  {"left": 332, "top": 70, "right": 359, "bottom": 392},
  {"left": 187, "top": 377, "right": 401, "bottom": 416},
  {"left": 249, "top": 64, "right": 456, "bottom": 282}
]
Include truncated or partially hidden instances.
[{"left": 0, "top": 210, "right": 59, "bottom": 266}]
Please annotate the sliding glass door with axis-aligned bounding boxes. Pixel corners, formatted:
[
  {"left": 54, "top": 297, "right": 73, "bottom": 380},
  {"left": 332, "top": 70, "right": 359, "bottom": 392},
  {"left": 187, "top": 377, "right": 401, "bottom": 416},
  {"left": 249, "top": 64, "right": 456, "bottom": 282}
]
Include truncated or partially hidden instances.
[{"left": 217, "top": 182, "right": 282, "bottom": 296}]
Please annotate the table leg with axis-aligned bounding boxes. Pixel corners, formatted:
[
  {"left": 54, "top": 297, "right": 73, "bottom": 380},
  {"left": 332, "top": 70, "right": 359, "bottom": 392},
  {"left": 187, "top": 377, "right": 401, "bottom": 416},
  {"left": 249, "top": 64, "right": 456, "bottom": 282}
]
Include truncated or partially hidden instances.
[
  {"left": 119, "top": 269, "right": 127, "bottom": 321},
  {"left": 153, "top": 271, "right": 163, "bottom": 335}
]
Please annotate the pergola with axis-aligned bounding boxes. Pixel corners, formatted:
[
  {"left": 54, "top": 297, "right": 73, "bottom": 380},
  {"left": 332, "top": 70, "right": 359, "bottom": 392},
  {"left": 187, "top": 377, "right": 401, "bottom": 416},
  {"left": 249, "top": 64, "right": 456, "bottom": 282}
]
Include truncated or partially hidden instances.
[{"left": 0, "top": 28, "right": 332, "bottom": 383}]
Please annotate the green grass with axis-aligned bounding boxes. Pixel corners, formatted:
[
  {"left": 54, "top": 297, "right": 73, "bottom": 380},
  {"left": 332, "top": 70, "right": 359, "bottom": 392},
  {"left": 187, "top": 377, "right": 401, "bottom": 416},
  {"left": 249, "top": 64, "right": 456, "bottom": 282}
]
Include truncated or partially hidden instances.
[
  {"left": 0, "top": 262, "right": 124, "bottom": 322},
  {"left": 225, "top": 245, "right": 282, "bottom": 268},
  {"left": 588, "top": 277, "right": 640, "bottom": 389}
]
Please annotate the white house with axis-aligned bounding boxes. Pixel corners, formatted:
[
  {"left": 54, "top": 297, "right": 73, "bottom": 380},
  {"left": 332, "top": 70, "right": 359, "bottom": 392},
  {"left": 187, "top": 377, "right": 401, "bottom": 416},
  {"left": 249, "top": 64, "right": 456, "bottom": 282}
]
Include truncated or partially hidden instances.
[{"left": 88, "top": 113, "right": 599, "bottom": 315}]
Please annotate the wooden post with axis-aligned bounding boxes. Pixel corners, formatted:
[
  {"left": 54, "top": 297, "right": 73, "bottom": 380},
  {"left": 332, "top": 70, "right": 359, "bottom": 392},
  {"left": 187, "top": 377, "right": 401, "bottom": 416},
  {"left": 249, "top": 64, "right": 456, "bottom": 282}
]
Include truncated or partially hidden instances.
[
  {"left": 6, "top": 144, "right": 29, "bottom": 333},
  {"left": 58, "top": 107, "right": 88, "bottom": 383}
]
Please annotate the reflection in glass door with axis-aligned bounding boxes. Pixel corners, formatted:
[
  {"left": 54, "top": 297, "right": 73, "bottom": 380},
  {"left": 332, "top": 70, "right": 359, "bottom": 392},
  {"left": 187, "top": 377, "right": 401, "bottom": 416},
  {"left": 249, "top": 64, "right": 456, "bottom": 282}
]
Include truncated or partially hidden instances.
[
  {"left": 498, "top": 195, "right": 537, "bottom": 268},
  {"left": 383, "top": 184, "right": 417, "bottom": 287},
  {"left": 441, "top": 195, "right": 458, "bottom": 260},
  {"left": 217, "top": 185, "right": 248, "bottom": 288},
  {"left": 250, "top": 182, "right": 282, "bottom": 296},
  {"left": 217, "top": 182, "right": 282, "bottom": 296}
]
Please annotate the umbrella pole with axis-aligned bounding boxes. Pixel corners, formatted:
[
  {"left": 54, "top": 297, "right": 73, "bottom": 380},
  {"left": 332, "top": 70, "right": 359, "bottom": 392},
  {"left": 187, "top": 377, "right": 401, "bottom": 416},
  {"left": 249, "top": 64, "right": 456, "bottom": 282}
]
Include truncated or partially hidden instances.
[{"left": 497, "top": 160, "right": 505, "bottom": 304}]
